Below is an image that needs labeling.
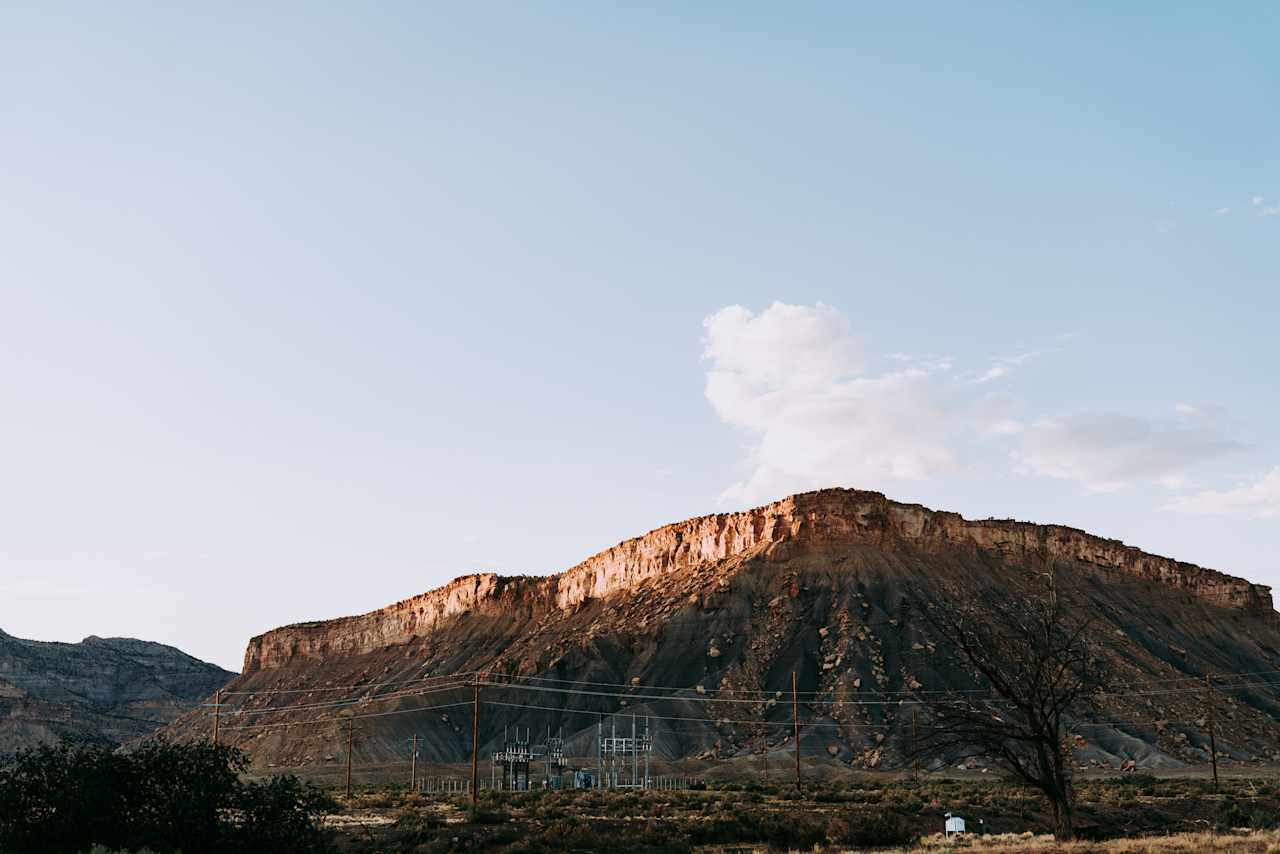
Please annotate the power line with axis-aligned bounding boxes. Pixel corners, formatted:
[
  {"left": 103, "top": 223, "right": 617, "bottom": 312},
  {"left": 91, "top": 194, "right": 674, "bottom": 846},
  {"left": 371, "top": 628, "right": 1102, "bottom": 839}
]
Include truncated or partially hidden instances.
[
  {"left": 208, "top": 669, "right": 1280, "bottom": 735},
  {"left": 220, "top": 680, "right": 473, "bottom": 719},
  {"left": 217, "top": 700, "right": 473, "bottom": 732}
]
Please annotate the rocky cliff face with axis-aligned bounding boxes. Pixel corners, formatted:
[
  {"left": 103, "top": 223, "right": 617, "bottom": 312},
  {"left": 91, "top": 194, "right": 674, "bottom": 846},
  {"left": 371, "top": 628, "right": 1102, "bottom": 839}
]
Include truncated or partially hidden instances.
[
  {"left": 0, "top": 631, "right": 234, "bottom": 754},
  {"left": 243, "top": 489, "right": 1272, "bottom": 673},
  {"left": 166, "top": 489, "right": 1280, "bottom": 775}
]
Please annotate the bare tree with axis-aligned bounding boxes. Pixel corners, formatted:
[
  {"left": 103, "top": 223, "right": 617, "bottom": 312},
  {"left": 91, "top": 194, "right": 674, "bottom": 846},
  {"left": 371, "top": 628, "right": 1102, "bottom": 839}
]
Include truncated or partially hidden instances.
[{"left": 914, "top": 572, "right": 1106, "bottom": 841}]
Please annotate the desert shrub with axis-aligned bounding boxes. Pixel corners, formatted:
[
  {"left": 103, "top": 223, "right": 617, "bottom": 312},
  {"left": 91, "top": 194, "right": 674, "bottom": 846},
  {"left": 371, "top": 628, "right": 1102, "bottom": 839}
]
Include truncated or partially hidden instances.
[
  {"left": 507, "top": 822, "right": 691, "bottom": 854},
  {"left": 827, "top": 812, "right": 916, "bottom": 848},
  {"left": 684, "top": 809, "right": 825, "bottom": 849},
  {"left": 487, "top": 826, "right": 522, "bottom": 846},
  {"left": 467, "top": 804, "right": 511, "bottom": 824},
  {"left": 1217, "top": 801, "right": 1252, "bottom": 831},
  {"left": 1110, "top": 772, "right": 1158, "bottom": 789},
  {"left": 529, "top": 799, "right": 570, "bottom": 820},
  {"left": 0, "top": 741, "right": 333, "bottom": 854},
  {"left": 1216, "top": 800, "right": 1277, "bottom": 832},
  {"left": 358, "top": 790, "right": 400, "bottom": 808},
  {"left": 813, "top": 789, "right": 849, "bottom": 803},
  {"left": 392, "top": 808, "right": 446, "bottom": 844}
]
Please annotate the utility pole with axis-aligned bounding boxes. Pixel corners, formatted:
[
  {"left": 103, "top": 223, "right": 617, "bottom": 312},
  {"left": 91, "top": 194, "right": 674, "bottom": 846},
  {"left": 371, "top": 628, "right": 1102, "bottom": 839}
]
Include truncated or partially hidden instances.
[
  {"left": 471, "top": 675, "right": 481, "bottom": 805},
  {"left": 762, "top": 728, "right": 768, "bottom": 781},
  {"left": 212, "top": 688, "right": 221, "bottom": 746},
  {"left": 410, "top": 734, "right": 418, "bottom": 791},
  {"left": 792, "top": 671, "right": 801, "bottom": 792},
  {"left": 912, "top": 705, "right": 919, "bottom": 781},
  {"left": 1206, "top": 674, "right": 1219, "bottom": 789},
  {"left": 345, "top": 718, "right": 355, "bottom": 800}
]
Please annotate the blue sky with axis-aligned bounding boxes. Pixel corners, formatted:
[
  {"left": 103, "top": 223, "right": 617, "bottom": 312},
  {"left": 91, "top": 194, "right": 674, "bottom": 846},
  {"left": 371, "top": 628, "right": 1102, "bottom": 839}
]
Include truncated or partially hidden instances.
[{"left": 1, "top": 3, "right": 1276, "bottom": 670}]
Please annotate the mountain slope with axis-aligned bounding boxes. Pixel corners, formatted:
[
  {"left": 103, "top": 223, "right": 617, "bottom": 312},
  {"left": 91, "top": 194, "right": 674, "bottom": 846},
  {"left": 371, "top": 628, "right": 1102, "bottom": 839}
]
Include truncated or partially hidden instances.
[
  {"left": 162, "top": 489, "right": 1280, "bottom": 774},
  {"left": 0, "top": 631, "right": 235, "bottom": 754}
]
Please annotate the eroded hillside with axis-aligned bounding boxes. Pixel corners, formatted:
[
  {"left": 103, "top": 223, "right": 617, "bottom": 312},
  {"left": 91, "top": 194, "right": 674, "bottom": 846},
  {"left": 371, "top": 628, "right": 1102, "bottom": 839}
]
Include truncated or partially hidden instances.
[
  {"left": 0, "top": 631, "right": 235, "bottom": 754},
  {"left": 161, "top": 489, "right": 1280, "bottom": 774}
]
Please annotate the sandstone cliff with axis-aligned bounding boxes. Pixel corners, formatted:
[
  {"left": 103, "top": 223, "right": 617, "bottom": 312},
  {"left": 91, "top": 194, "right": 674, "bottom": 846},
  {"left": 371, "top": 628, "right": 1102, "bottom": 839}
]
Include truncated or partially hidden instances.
[
  {"left": 166, "top": 488, "right": 1280, "bottom": 775},
  {"left": 243, "top": 489, "right": 1272, "bottom": 673}
]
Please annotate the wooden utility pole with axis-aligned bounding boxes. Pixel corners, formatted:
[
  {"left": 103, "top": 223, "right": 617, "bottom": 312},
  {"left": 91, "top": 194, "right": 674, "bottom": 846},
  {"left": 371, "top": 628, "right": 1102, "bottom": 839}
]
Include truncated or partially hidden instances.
[
  {"left": 1206, "top": 674, "right": 1219, "bottom": 789},
  {"left": 212, "top": 688, "right": 221, "bottom": 746},
  {"left": 470, "top": 676, "right": 481, "bottom": 805},
  {"left": 912, "top": 705, "right": 919, "bottom": 781},
  {"left": 410, "top": 734, "right": 418, "bottom": 791},
  {"left": 792, "top": 671, "right": 801, "bottom": 791},
  {"left": 346, "top": 718, "right": 355, "bottom": 800}
]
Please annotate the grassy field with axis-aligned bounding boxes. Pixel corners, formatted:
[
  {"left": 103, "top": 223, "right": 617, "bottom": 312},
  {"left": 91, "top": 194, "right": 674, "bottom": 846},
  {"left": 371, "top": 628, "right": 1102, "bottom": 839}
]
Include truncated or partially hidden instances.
[{"left": 323, "top": 775, "right": 1280, "bottom": 853}]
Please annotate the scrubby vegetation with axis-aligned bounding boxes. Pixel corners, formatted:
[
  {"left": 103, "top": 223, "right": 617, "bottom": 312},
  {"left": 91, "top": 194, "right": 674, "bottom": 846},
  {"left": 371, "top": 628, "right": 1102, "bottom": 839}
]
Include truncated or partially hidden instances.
[
  {"left": 0, "top": 741, "right": 334, "bottom": 854},
  {"left": 322, "top": 775, "right": 1280, "bottom": 852}
]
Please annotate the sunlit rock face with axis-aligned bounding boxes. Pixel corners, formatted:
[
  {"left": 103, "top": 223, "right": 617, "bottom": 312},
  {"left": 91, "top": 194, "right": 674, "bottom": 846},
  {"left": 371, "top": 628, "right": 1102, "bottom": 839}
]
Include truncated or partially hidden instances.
[
  {"left": 167, "top": 489, "right": 1278, "bottom": 772},
  {"left": 243, "top": 489, "right": 1272, "bottom": 673}
]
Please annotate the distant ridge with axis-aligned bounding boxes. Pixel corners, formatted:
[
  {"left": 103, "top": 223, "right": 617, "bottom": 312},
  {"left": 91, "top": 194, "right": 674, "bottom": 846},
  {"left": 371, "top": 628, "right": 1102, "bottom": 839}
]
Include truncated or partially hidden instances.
[{"left": 0, "top": 630, "right": 235, "bottom": 754}]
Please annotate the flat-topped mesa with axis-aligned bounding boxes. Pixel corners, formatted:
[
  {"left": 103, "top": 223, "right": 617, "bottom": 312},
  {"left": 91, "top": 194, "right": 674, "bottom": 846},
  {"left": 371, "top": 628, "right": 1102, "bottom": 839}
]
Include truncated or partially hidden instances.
[
  {"left": 242, "top": 489, "right": 1274, "bottom": 672},
  {"left": 552, "top": 489, "right": 1273, "bottom": 612},
  {"left": 243, "top": 573, "right": 536, "bottom": 672}
]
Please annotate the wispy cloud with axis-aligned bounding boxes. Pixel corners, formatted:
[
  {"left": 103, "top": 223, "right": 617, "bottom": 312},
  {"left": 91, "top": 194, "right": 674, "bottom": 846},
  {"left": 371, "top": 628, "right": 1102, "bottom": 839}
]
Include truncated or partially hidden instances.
[
  {"left": 1252, "top": 196, "right": 1264, "bottom": 206},
  {"left": 703, "top": 303, "right": 958, "bottom": 503},
  {"left": 1259, "top": 207, "right": 1280, "bottom": 218},
  {"left": 1010, "top": 406, "right": 1243, "bottom": 493},
  {"left": 1212, "top": 207, "right": 1231, "bottom": 216},
  {"left": 1167, "top": 468, "right": 1280, "bottom": 519},
  {"left": 701, "top": 305, "right": 1252, "bottom": 511},
  {"left": 973, "top": 350, "right": 1042, "bottom": 384}
]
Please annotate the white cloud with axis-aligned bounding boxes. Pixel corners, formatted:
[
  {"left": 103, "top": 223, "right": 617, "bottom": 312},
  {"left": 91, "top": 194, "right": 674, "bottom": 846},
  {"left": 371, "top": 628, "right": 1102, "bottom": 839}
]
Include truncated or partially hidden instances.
[
  {"left": 975, "top": 365, "right": 1009, "bottom": 383},
  {"left": 1012, "top": 409, "right": 1242, "bottom": 492},
  {"left": 1259, "top": 207, "right": 1280, "bottom": 218},
  {"left": 1252, "top": 196, "right": 1264, "bottom": 206},
  {"left": 701, "top": 304, "right": 1250, "bottom": 508},
  {"left": 973, "top": 350, "right": 1041, "bottom": 384},
  {"left": 1213, "top": 208, "right": 1231, "bottom": 216},
  {"left": 985, "top": 419, "right": 1025, "bottom": 436},
  {"left": 702, "top": 302, "right": 861, "bottom": 390},
  {"left": 703, "top": 303, "right": 956, "bottom": 503},
  {"left": 1167, "top": 468, "right": 1280, "bottom": 519}
]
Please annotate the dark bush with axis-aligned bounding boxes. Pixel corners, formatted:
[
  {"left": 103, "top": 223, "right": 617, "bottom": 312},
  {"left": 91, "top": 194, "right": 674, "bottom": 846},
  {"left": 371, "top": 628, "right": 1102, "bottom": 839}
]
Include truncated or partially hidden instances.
[
  {"left": 1217, "top": 801, "right": 1251, "bottom": 831},
  {"left": 0, "top": 741, "right": 333, "bottom": 854},
  {"left": 1110, "top": 772, "right": 1158, "bottom": 788},
  {"left": 683, "top": 809, "right": 824, "bottom": 849},
  {"left": 392, "top": 808, "right": 445, "bottom": 845},
  {"left": 827, "top": 812, "right": 916, "bottom": 848},
  {"left": 467, "top": 805, "right": 511, "bottom": 824}
]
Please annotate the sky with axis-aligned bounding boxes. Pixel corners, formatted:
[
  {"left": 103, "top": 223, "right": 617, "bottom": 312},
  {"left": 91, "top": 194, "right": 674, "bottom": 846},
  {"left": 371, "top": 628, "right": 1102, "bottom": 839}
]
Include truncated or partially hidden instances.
[{"left": 1, "top": 3, "right": 1276, "bottom": 671}]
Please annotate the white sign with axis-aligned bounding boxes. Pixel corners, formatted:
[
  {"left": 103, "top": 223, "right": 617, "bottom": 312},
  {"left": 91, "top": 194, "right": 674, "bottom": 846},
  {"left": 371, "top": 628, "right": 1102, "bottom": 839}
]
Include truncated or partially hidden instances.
[{"left": 945, "top": 816, "right": 966, "bottom": 836}]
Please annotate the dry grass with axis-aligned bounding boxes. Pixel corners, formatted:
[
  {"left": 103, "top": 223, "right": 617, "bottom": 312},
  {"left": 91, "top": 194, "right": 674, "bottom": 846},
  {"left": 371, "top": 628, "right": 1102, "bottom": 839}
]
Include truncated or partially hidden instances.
[{"left": 865, "top": 829, "right": 1280, "bottom": 853}]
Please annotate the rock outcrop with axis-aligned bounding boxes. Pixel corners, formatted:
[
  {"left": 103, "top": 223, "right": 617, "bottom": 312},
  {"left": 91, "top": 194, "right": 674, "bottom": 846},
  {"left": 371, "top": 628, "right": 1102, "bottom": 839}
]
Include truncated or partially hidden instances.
[
  {"left": 165, "top": 488, "right": 1280, "bottom": 774},
  {"left": 243, "top": 489, "right": 1272, "bottom": 673},
  {"left": 0, "top": 630, "right": 234, "bottom": 754}
]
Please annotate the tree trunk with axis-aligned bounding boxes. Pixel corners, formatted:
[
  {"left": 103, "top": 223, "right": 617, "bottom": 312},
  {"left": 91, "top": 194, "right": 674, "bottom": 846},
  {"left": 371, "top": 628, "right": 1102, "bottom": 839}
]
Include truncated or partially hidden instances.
[{"left": 1051, "top": 793, "right": 1074, "bottom": 841}]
